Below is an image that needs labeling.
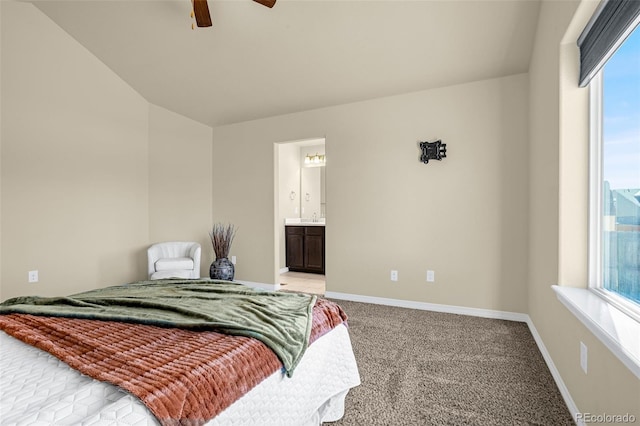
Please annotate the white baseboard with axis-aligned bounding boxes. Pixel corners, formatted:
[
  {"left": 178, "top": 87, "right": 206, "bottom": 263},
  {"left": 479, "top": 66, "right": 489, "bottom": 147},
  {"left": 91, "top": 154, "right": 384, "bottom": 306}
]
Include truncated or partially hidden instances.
[
  {"left": 279, "top": 267, "right": 289, "bottom": 274},
  {"left": 325, "top": 290, "right": 580, "bottom": 424},
  {"left": 324, "top": 291, "right": 528, "bottom": 322},
  {"left": 525, "top": 318, "right": 583, "bottom": 426}
]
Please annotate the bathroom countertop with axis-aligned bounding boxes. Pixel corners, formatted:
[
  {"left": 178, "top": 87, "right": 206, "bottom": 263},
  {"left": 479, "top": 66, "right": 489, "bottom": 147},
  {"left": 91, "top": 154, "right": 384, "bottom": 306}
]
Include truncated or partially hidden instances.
[{"left": 285, "top": 218, "right": 325, "bottom": 226}]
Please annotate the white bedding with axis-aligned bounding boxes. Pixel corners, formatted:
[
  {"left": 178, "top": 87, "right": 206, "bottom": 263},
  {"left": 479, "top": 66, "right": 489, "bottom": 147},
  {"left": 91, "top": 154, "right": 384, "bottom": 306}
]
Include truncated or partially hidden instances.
[{"left": 0, "top": 323, "right": 360, "bottom": 425}]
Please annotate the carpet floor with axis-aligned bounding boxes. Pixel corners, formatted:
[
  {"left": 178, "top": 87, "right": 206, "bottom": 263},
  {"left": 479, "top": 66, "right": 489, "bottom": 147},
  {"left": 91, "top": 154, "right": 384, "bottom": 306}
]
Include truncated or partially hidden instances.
[{"left": 328, "top": 300, "right": 575, "bottom": 426}]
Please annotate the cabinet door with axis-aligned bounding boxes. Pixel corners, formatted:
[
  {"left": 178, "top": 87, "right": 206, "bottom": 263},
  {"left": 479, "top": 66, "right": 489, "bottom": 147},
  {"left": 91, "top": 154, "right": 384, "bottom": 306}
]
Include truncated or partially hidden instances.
[
  {"left": 286, "top": 227, "right": 305, "bottom": 270},
  {"left": 304, "top": 227, "right": 325, "bottom": 273}
]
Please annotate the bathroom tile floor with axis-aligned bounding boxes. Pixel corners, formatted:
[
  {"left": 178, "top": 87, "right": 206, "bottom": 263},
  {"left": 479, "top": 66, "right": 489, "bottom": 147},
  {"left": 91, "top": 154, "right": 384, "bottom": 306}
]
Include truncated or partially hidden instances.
[{"left": 279, "top": 271, "right": 325, "bottom": 295}]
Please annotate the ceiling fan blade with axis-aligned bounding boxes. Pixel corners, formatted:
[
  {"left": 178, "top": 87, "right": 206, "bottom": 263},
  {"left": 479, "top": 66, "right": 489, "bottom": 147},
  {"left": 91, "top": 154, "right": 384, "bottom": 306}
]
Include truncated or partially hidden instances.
[
  {"left": 253, "top": 0, "right": 276, "bottom": 8},
  {"left": 193, "top": 0, "right": 212, "bottom": 27}
]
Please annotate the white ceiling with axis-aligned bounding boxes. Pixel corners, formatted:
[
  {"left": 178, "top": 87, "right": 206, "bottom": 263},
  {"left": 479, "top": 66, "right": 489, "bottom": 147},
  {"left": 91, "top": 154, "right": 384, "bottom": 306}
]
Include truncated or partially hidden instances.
[{"left": 32, "top": 0, "right": 541, "bottom": 127}]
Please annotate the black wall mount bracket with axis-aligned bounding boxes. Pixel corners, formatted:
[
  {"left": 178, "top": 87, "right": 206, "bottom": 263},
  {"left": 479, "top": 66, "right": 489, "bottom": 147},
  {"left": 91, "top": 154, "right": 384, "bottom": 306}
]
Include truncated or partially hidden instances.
[{"left": 419, "top": 140, "right": 447, "bottom": 164}]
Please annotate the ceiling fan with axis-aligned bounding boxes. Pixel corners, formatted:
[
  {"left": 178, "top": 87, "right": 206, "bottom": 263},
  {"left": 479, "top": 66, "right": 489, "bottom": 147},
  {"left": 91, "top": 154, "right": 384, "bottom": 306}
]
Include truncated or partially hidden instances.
[{"left": 191, "top": 0, "right": 276, "bottom": 28}]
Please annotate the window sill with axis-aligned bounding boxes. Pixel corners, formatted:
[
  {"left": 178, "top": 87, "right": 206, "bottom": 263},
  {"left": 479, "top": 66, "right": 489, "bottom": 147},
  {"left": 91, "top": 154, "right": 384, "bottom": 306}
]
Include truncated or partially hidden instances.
[{"left": 552, "top": 285, "right": 640, "bottom": 379}]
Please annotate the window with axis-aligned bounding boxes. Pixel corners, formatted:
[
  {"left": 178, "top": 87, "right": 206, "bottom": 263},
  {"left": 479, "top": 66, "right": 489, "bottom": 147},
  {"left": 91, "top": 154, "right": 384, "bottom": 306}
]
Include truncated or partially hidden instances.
[{"left": 589, "top": 21, "right": 640, "bottom": 318}]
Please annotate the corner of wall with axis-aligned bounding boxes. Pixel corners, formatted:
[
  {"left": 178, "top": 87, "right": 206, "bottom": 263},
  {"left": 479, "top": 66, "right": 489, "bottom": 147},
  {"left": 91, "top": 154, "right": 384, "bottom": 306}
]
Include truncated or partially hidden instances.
[{"left": 148, "top": 103, "right": 214, "bottom": 277}]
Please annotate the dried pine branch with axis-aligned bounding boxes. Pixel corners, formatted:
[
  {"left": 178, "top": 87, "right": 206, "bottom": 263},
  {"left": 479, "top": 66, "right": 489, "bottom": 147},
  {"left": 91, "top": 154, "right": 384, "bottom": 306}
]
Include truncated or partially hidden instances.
[{"left": 209, "top": 223, "right": 237, "bottom": 259}]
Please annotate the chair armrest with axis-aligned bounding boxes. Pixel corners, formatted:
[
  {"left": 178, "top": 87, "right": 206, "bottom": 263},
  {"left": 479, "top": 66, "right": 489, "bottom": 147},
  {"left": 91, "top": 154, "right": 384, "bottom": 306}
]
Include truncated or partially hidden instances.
[
  {"left": 147, "top": 245, "right": 163, "bottom": 279},
  {"left": 189, "top": 244, "right": 202, "bottom": 278}
]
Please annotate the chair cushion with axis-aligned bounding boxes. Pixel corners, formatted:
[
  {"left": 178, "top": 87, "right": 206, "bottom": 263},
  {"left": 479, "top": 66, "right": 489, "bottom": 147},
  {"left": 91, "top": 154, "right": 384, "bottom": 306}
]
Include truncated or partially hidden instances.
[
  {"left": 150, "top": 270, "right": 194, "bottom": 280},
  {"left": 155, "top": 257, "right": 194, "bottom": 271}
]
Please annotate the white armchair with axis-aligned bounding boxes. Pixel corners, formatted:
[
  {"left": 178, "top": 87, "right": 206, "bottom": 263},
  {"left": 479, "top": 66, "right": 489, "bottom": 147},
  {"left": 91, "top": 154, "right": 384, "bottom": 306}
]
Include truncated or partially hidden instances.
[{"left": 147, "top": 242, "right": 201, "bottom": 280}]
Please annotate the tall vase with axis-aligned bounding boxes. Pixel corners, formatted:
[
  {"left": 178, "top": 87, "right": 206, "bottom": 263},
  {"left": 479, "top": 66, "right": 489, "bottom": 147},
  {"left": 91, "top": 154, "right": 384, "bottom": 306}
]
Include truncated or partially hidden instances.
[{"left": 210, "top": 257, "right": 235, "bottom": 281}]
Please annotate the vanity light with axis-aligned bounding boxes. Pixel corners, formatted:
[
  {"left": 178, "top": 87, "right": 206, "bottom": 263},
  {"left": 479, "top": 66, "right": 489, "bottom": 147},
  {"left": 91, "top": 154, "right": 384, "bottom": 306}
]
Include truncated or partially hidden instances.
[{"left": 304, "top": 153, "right": 326, "bottom": 166}]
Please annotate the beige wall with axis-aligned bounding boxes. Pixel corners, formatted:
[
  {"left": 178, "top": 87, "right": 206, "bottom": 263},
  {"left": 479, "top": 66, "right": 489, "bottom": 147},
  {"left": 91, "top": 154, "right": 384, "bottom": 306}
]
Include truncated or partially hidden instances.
[
  {"left": 1, "top": 1, "right": 148, "bottom": 299},
  {"left": 214, "top": 74, "right": 530, "bottom": 314},
  {"left": 1, "top": 2, "right": 213, "bottom": 299},
  {"left": 528, "top": 0, "right": 640, "bottom": 419},
  {"left": 148, "top": 104, "right": 213, "bottom": 276}
]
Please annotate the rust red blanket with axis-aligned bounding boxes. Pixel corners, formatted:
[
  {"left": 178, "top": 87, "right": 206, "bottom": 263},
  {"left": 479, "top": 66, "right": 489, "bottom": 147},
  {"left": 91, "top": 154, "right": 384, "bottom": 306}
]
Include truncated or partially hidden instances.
[{"left": 0, "top": 297, "right": 347, "bottom": 426}]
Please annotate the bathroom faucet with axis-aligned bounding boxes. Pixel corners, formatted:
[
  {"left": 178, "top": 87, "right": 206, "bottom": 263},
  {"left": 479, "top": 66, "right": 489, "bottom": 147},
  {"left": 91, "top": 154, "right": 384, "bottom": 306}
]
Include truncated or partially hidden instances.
[{"left": 313, "top": 212, "right": 317, "bottom": 222}]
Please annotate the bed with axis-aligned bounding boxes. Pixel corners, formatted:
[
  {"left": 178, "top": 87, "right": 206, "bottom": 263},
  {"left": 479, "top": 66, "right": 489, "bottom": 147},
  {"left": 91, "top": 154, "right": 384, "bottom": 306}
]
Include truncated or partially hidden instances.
[{"left": 0, "top": 280, "right": 360, "bottom": 425}]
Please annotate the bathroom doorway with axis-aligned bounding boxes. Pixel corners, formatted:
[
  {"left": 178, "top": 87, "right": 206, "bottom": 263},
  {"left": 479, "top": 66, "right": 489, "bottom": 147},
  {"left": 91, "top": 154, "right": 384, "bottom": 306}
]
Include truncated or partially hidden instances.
[{"left": 275, "top": 138, "right": 326, "bottom": 295}]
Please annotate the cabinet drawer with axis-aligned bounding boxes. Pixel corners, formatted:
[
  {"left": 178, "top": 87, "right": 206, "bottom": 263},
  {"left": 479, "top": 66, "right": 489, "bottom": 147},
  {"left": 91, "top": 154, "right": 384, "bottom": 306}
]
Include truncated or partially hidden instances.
[
  {"left": 305, "top": 226, "right": 325, "bottom": 236},
  {"left": 285, "top": 226, "right": 305, "bottom": 235}
]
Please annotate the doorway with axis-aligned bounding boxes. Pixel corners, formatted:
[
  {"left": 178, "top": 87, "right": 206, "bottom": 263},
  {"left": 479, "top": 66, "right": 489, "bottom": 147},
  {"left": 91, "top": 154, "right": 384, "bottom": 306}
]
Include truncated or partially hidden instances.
[{"left": 275, "top": 138, "right": 326, "bottom": 295}]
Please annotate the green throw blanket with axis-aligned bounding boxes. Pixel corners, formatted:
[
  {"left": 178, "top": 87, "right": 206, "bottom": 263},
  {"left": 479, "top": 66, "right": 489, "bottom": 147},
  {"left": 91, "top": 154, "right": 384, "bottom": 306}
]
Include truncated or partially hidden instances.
[{"left": 0, "top": 279, "right": 317, "bottom": 376}]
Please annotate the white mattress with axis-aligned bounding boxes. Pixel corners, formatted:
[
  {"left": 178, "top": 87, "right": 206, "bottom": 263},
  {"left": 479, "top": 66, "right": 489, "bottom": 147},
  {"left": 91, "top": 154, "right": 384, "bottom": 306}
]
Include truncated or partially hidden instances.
[{"left": 0, "top": 323, "right": 360, "bottom": 425}]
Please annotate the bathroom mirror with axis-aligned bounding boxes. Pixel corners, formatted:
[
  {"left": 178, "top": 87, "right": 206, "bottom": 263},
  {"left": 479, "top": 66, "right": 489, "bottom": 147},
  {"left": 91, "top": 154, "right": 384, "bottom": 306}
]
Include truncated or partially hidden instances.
[{"left": 300, "top": 167, "right": 325, "bottom": 220}]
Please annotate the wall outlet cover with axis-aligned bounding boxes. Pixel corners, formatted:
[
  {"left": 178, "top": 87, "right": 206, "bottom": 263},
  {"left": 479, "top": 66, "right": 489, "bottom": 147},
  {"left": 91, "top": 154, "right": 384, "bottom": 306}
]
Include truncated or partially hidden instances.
[{"left": 580, "top": 341, "right": 588, "bottom": 374}]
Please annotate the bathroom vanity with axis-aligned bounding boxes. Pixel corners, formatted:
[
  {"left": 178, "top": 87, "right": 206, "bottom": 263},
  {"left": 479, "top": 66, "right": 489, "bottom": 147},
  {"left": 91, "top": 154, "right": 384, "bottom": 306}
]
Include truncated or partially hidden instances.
[{"left": 285, "top": 223, "right": 325, "bottom": 274}]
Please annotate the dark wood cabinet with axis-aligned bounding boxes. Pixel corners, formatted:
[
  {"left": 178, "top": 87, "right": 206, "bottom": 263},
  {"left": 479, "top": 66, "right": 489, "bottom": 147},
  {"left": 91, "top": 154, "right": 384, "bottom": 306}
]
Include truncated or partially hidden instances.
[
  {"left": 285, "top": 227, "right": 305, "bottom": 270},
  {"left": 286, "top": 226, "right": 325, "bottom": 274}
]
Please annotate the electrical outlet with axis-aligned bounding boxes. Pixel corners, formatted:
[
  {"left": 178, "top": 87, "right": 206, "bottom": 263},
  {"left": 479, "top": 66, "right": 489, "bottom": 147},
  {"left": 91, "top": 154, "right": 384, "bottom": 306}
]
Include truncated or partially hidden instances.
[
  {"left": 231, "top": 256, "right": 237, "bottom": 265},
  {"left": 28, "top": 270, "right": 39, "bottom": 283},
  {"left": 426, "top": 270, "right": 435, "bottom": 282},
  {"left": 390, "top": 270, "right": 398, "bottom": 281},
  {"left": 580, "top": 342, "right": 588, "bottom": 374}
]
